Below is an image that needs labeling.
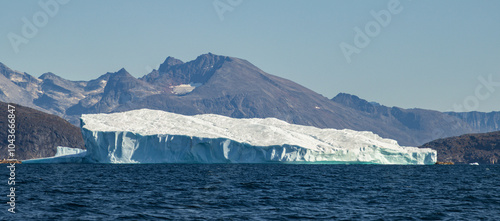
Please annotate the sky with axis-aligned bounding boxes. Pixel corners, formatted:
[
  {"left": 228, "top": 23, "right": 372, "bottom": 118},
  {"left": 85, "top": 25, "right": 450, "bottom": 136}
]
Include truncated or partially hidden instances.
[{"left": 1, "top": 0, "right": 499, "bottom": 112}]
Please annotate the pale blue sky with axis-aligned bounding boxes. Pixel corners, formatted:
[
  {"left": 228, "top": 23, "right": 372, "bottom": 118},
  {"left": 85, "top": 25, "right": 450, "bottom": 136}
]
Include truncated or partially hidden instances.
[{"left": 1, "top": 0, "right": 499, "bottom": 112}]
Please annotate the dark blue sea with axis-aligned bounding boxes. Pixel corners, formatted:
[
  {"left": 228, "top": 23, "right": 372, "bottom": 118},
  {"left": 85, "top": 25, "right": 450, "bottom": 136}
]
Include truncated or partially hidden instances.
[{"left": 2, "top": 164, "right": 500, "bottom": 220}]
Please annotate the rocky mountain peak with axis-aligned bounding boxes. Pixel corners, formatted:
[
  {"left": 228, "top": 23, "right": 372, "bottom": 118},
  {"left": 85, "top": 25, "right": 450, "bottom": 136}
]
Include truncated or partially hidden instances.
[
  {"left": 193, "top": 53, "right": 228, "bottom": 67},
  {"left": 332, "top": 93, "right": 377, "bottom": 114},
  {"left": 142, "top": 53, "right": 230, "bottom": 87},
  {"left": 104, "top": 68, "right": 156, "bottom": 93},
  {"left": 116, "top": 68, "right": 129, "bottom": 75},
  {"left": 0, "top": 62, "right": 31, "bottom": 80},
  {"left": 0, "top": 63, "right": 15, "bottom": 77},
  {"left": 158, "top": 57, "right": 184, "bottom": 72},
  {"left": 0, "top": 62, "right": 8, "bottom": 71},
  {"left": 103, "top": 68, "right": 135, "bottom": 82},
  {"left": 105, "top": 68, "right": 136, "bottom": 85},
  {"left": 39, "top": 72, "right": 63, "bottom": 80}
]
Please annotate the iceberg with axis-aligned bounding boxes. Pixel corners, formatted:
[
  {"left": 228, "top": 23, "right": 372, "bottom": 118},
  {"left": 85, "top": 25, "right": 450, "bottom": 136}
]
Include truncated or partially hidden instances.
[
  {"left": 23, "top": 146, "right": 87, "bottom": 164},
  {"left": 79, "top": 109, "right": 437, "bottom": 164}
]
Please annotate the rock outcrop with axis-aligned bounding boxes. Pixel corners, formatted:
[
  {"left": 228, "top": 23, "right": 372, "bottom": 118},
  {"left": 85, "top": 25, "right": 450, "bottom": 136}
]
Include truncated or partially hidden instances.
[
  {"left": 0, "top": 102, "right": 85, "bottom": 160},
  {"left": 420, "top": 131, "right": 500, "bottom": 164}
]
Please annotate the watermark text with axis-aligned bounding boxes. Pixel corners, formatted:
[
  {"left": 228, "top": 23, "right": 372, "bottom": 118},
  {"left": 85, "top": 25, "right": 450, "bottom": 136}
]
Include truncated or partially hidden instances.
[
  {"left": 6, "top": 104, "right": 17, "bottom": 214},
  {"left": 340, "top": 0, "right": 403, "bottom": 63},
  {"left": 213, "top": 0, "right": 242, "bottom": 21},
  {"left": 7, "top": 0, "right": 70, "bottom": 54}
]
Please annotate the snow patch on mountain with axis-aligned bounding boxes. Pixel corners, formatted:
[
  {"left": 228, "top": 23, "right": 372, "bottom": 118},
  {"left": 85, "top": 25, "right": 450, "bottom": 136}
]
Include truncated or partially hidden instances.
[{"left": 170, "top": 82, "right": 202, "bottom": 95}]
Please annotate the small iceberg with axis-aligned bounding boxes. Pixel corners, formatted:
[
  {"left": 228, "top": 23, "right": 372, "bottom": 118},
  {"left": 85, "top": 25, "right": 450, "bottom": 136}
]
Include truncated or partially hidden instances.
[{"left": 23, "top": 146, "right": 86, "bottom": 164}]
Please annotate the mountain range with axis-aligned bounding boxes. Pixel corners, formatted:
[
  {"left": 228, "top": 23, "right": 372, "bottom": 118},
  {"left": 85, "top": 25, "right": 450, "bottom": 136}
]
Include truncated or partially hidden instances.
[{"left": 1, "top": 53, "right": 499, "bottom": 147}]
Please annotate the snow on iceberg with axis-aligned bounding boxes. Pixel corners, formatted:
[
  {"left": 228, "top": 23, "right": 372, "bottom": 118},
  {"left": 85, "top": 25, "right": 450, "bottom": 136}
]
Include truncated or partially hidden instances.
[
  {"left": 79, "top": 109, "right": 437, "bottom": 164},
  {"left": 23, "top": 146, "right": 86, "bottom": 164}
]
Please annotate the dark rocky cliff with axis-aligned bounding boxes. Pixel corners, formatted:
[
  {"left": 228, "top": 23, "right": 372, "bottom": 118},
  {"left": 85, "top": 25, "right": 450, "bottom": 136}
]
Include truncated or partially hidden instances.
[
  {"left": 420, "top": 131, "right": 500, "bottom": 164},
  {"left": 0, "top": 102, "right": 85, "bottom": 160}
]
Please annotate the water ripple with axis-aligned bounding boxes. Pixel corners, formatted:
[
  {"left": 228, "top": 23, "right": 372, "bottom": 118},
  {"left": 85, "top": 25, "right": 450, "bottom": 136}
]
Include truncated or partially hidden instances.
[{"left": 1, "top": 164, "right": 499, "bottom": 220}]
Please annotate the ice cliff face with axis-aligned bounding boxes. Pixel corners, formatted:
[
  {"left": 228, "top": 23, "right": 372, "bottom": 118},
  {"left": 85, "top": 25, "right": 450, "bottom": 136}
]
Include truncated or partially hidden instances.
[{"left": 79, "top": 109, "right": 437, "bottom": 164}]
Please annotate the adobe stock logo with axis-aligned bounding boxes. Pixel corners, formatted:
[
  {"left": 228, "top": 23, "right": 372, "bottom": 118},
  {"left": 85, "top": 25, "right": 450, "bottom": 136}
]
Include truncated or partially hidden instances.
[
  {"left": 213, "top": 0, "right": 242, "bottom": 21},
  {"left": 452, "top": 74, "right": 500, "bottom": 112},
  {"left": 340, "top": 0, "right": 404, "bottom": 63},
  {"left": 7, "top": 0, "right": 70, "bottom": 54}
]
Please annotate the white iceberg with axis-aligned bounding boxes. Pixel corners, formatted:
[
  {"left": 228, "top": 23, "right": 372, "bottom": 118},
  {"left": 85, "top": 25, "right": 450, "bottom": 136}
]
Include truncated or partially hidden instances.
[
  {"left": 23, "top": 146, "right": 87, "bottom": 164},
  {"left": 79, "top": 109, "right": 437, "bottom": 164}
]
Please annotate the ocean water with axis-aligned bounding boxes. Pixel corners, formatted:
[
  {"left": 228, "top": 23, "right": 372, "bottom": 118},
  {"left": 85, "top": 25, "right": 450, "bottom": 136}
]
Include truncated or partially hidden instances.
[{"left": 2, "top": 164, "right": 499, "bottom": 220}]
